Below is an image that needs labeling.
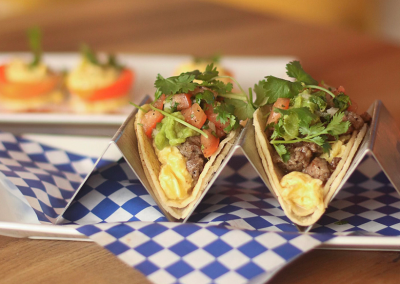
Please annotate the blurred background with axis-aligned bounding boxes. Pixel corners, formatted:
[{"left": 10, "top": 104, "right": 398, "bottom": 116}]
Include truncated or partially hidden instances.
[{"left": 1, "top": 0, "right": 400, "bottom": 44}]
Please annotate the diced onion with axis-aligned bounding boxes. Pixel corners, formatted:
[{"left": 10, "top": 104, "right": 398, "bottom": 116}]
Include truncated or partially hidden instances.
[
  {"left": 327, "top": 107, "right": 339, "bottom": 116},
  {"left": 208, "top": 121, "right": 216, "bottom": 132}
]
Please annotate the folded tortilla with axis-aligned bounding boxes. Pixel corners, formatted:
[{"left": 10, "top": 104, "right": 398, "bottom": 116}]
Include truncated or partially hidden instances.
[
  {"left": 135, "top": 104, "right": 240, "bottom": 219},
  {"left": 253, "top": 106, "right": 368, "bottom": 226}
]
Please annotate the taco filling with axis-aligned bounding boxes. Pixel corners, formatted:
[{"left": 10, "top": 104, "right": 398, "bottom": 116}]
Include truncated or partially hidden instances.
[
  {"left": 133, "top": 64, "right": 251, "bottom": 219},
  {"left": 253, "top": 61, "right": 370, "bottom": 225}
]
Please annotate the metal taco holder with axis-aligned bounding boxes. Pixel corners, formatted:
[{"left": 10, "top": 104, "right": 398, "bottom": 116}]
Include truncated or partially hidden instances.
[{"left": 2, "top": 99, "right": 400, "bottom": 251}]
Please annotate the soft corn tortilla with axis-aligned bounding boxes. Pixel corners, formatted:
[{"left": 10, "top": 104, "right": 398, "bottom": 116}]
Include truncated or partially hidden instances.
[
  {"left": 135, "top": 104, "right": 240, "bottom": 219},
  {"left": 253, "top": 107, "right": 368, "bottom": 226}
]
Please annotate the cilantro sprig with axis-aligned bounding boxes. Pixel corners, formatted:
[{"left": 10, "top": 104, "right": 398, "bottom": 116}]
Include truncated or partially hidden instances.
[
  {"left": 154, "top": 63, "right": 255, "bottom": 123},
  {"left": 80, "top": 44, "right": 124, "bottom": 70},
  {"left": 253, "top": 61, "right": 338, "bottom": 107},
  {"left": 27, "top": 27, "right": 42, "bottom": 68},
  {"left": 270, "top": 111, "right": 350, "bottom": 162}
]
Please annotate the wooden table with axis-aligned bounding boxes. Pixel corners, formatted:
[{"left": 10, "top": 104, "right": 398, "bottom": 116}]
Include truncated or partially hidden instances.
[{"left": 0, "top": 0, "right": 400, "bottom": 283}]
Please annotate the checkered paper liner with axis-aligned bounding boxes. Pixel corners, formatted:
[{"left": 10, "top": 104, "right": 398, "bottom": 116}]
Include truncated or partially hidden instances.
[
  {"left": 0, "top": 131, "right": 399, "bottom": 283},
  {"left": 0, "top": 132, "right": 113, "bottom": 223},
  {"left": 60, "top": 154, "right": 400, "bottom": 236},
  {"left": 77, "top": 222, "right": 334, "bottom": 284}
]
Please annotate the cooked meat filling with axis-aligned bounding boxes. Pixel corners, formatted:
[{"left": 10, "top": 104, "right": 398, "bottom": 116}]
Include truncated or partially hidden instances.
[
  {"left": 342, "top": 111, "right": 365, "bottom": 134},
  {"left": 303, "top": 157, "right": 331, "bottom": 183},
  {"left": 272, "top": 110, "right": 372, "bottom": 183},
  {"left": 177, "top": 136, "right": 205, "bottom": 183}
]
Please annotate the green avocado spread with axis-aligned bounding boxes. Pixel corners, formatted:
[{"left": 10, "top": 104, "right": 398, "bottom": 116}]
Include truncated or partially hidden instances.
[{"left": 154, "top": 112, "right": 200, "bottom": 150}]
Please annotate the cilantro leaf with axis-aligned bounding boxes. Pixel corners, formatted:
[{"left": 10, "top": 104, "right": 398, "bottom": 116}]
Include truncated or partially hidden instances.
[
  {"left": 107, "top": 54, "right": 124, "bottom": 70},
  {"left": 321, "top": 141, "right": 331, "bottom": 153},
  {"left": 286, "top": 61, "right": 318, "bottom": 85},
  {"left": 223, "top": 115, "right": 239, "bottom": 132},
  {"left": 27, "top": 27, "right": 42, "bottom": 67},
  {"left": 275, "top": 107, "right": 317, "bottom": 128},
  {"left": 81, "top": 44, "right": 99, "bottom": 65},
  {"left": 224, "top": 98, "right": 255, "bottom": 120},
  {"left": 195, "top": 63, "right": 219, "bottom": 81},
  {"left": 309, "top": 93, "right": 327, "bottom": 111},
  {"left": 309, "top": 136, "right": 325, "bottom": 146},
  {"left": 274, "top": 144, "right": 290, "bottom": 162},
  {"left": 254, "top": 77, "right": 303, "bottom": 107},
  {"left": 299, "top": 122, "right": 325, "bottom": 136},
  {"left": 325, "top": 112, "right": 350, "bottom": 136},
  {"left": 194, "top": 90, "right": 215, "bottom": 105},
  {"left": 214, "top": 102, "right": 235, "bottom": 124},
  {"left": 333, "top": 93, "right": 351, "bottom": 112},
  {"left": 154, "top": 74, "right": 196, "bottom": 95},
  {"left": 194, "top": 54, "right": 221, "bottom": 64}
]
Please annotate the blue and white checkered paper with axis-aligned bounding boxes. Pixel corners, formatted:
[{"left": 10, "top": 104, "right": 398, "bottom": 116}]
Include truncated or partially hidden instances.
[
  {"left": 0, "top": 131, "right": 399, "bottom": 283},
  {"left": 77, "top": 222, "right": 334, "bottom": 284}
]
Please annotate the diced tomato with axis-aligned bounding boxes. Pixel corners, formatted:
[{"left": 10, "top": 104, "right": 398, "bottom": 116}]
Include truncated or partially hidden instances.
[
  {"left": 153, "top": 94, "right": 166, "bottom": 110},
  {"left": 337, "top": 86, "right": 346, "bottom": 93},
  {"left": 181, "top": 103, "right": 207, "bottom": 129},
  {"left": 142, "top": 110, "right": 164, "bottom": 138},
  {"left": 267, "top": 98, "right": 290, "bottom": 125},
  {"left": 69, "top": 69, "right": 134, "bottom": 101},
  {"left": 0, "top": 65, "right": 61, "bottom": 99},
  {"left": 172, "top": 93, "right": 192, "bottom": 110},
  {"left": 201, "top": 129, "right": 220, "bottom": 158},
  {"left": 347, "top": 98, "right": 358, "bottom": 112},
  {"left": 204, "top": 103, "right": 230, "bottom": 131}
]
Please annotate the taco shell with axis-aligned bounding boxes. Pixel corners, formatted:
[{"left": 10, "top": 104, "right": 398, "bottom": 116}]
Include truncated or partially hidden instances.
[
  {"left": 253, "top": 107, "right": 368, "bottom": 226},
  {"left": 135, "top": 104, "right": 240, "bottom": 219}
]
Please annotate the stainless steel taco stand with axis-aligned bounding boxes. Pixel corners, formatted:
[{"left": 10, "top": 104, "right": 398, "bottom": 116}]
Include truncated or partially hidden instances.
[
  {"left": 56, "top": 99, "right": 400, "bottom": 235},
  {"left": 239, "top": 100, "right": 400, "bottom": 232}
]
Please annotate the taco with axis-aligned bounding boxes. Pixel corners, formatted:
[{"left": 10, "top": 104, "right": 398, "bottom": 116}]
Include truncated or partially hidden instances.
[
  {"left": 252, "top": 61, "right": 371, "bottom": 226},
  {"left": 133, "top": 64, "right": 250, "bottom": 219}
]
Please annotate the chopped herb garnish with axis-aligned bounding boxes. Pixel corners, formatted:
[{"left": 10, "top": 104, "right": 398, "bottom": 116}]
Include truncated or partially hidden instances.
[
  {"left": 334, "top": 220, "right": 349, "bottom": 225},
  {"left": 27, "top": 27, "right": 42, "bottom": 68}
]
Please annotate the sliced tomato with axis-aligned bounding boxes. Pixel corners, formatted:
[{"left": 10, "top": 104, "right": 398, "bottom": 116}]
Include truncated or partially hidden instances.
[
  {"left": 70, "top": 69, "right": 134, "bottom": 102},
  {"left": 142, "top": 110, "right": 164, "bottom": 138},
  {"left": 267, "top": 98, "right": 290, "bottom": 125},
  {"left": 172, "top": 93, "right": 192, "bottom": 110},
  {"left": 181, "top": 103, "right": 207, "bottom": 129},
  {"left": 0, "top": 65, "right": 61, "bottom": 99},
  {"left": 204, "top": 103, "right": 230, "bottom": 131},
  {"left": 153, "top": 94, "right": 166, "bottom": 110},
  {"left": 201, "top": 129, "right": 220, "bottom": 158}
]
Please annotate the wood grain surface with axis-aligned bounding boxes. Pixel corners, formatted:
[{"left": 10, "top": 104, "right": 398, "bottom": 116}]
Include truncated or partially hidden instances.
[{"left": 0, "top": 0, "right": 400, "bottom": 283}]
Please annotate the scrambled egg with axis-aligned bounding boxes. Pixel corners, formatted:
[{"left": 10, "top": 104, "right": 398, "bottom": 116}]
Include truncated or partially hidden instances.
[
  {"left": 5, "top": 59, "right": 48, "bottom": 82},
  {"left": 320, "top": 140, "right": 347, "bottom": 163},
  {"left": 280, "top": 172, "right": 324, "bottom": 217},
  {"left": 67, "top": 58, "right": 119, "bottom": 90},
  {"left": 156, "top": 146, "right": 193, "bottom": 200}
]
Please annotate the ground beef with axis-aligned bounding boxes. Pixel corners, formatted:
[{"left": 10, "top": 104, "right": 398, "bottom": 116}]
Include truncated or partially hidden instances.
[
  {"left": 342, "top": 111, "right": 365, "bottom": 134},
  {"left": 303, "top": 157, "right": 331, "bottom": 183},
  {"left": 291, "top": 142, "right": 323, "bottom": 156},
  {"left": 360, "top": 111, "right": 372, "bottom": 124},
  {"left": 330, "top": 157, "right": 342, "bottom": 171},
  {"left": 273, "top": 143, "right": 313, "bottom": 173},
  {"left": 177, "top": 136, "right": 205, "bottom": 182}
]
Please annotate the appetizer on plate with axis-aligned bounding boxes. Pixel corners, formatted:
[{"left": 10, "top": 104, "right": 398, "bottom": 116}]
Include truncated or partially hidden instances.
[
  {"left": 66, "top": 45, "right": 134, "bottom": 113},
  {"left": 0, "top": 28, "right": 63, "bottom": 112},
  {"left": 174, "top": 54, "right": 233, "bottom": 85},
  {"left": 133, "top": 64, "right": 251, "bottom": 219},
  {"left": 253, "top": 61, "right": 370, "bottom": 226}
]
